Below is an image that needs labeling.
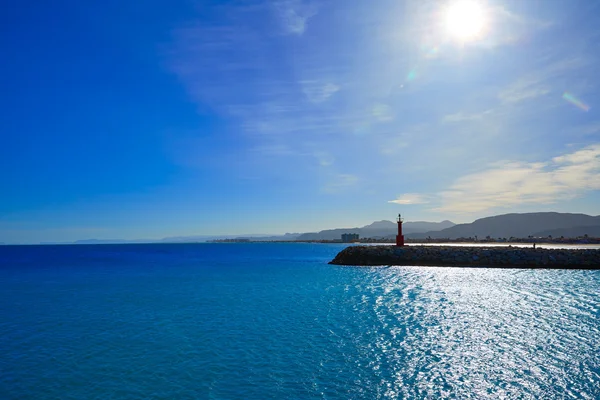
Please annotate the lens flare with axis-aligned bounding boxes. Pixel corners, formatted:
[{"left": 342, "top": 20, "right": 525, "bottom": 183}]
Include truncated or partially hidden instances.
[
  {"left": 562, "top": 92, "right": 590, "bottom": 111},
  {"left": 407, "top": 69, "right": 418, "bottom": 81}
]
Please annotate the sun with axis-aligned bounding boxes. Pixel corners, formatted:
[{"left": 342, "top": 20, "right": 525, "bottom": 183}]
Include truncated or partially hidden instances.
[{"left": 445, "top": 0, "right": 486, "bottom": 41}]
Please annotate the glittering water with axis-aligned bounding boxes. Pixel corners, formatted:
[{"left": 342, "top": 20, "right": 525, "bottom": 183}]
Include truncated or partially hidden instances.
[{"left": 1, "top": 243, "right": 598, "bottom": 399}]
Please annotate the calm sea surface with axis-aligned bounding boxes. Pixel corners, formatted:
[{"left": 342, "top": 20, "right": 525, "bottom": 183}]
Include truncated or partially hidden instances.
[{"left": 1, "top": 243, "right": 598, "bottom": 399}]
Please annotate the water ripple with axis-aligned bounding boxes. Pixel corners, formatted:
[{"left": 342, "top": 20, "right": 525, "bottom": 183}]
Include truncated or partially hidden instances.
[
  {"left": 0, "top": 244, "right": 598, "bottom": 399},
  {"left": 330, "top": 267, "right": 600, "bottom": 399}
]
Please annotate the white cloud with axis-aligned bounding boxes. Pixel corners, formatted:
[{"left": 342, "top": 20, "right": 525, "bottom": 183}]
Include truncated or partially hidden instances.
[
  {"left": 388, "top": 193, "right": 430, "bottom": 205},
  {"left": 434, "top": 144, "right": 600, "bottom": 213}
]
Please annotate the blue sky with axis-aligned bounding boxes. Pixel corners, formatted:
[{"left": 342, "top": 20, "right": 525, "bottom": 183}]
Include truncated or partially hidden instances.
[{"left": 2, "top": 0, "right": 600, "bottom": 243}]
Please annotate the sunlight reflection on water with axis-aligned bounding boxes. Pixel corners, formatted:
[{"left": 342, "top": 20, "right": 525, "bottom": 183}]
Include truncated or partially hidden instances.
[{"left": 337, "top": 266, "right": 600, "bottom": 399}]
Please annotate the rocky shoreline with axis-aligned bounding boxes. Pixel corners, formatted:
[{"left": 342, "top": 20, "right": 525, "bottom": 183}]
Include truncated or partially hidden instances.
[{"left": 329, "top": 245, "right": 600, "bottom": 269}]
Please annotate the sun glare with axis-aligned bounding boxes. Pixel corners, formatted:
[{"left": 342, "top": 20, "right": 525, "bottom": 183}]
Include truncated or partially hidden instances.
[{"left": 445, "top": 0, "right": 486, "bottom": 41}]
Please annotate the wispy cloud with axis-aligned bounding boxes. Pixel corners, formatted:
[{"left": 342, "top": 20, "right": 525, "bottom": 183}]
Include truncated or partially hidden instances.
[
  {"left": 487, "top": 5, "right": 554, "bottom": 46},
  {"left": 371, "top": 104, "right": 395, "bottom": 122},
  {"left": 250, "top": 144, "right": 298, "bottom": 156},
  {"left": 498, "top": 85, "right": 551, "bottom": 104},
  {"left": 442, "top": 110, "right": 491, "bottom": 123},
  {"left": 380, "top": 137, "right": 409, "bottom": 155},
  {"left": 433, "top": 144, "right": 600, "bottom": 213},
  {"left": 388, "top": 193, "right": 430, "bottom": 205},
  {"left": 313, "top": 150, "right": 334, "bottom": 166},
  {"left": 570, "top": 122, "right": 600, "bottom": 138},
  {"left": 274, "top": 0, "right": 318, "bottom": 35},
  {"left": 167, "top": 0, "right": 600, "bottom": 220},
  {"left": 498, "top": 58, "right": 587, "bottom": 104},
  {"left": 301, "top": 81, "right": 340, "bottom": 103}
]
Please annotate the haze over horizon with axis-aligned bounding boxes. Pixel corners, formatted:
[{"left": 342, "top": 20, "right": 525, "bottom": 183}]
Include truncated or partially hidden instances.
[{"left": 2, "top": 0, "right": 600, "bottom": 244}]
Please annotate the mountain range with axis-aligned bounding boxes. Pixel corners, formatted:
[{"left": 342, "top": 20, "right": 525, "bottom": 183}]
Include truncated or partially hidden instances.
[
  {"left": 28, "top": 212, "right": 600, "bottom": 244},
  {"left": 407, "top": 212, "right": 600, "bottom": 239}
]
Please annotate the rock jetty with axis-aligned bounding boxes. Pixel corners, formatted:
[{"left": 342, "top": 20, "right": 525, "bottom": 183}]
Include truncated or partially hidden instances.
[{"left": 329, "top": 245, "right": 600, "bottom": 269}]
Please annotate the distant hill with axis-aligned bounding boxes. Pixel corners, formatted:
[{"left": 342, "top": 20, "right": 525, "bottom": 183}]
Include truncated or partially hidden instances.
[
  {"left": 73, "top": 239, "right": 155, "bottom": 244},
  {"left": 247, "top": 233, "right": 301, "bottom": 241},
  {"left": 296, "top": 220, "right": 455, "bottom": 241},
  {"left": 532, "top": 225, "right": 600, "bottom": 238},
  {"left": 161, "top": 233, "right": 300, "bottom": 243},
  {"left": 407, "top": 212, "right": 600, "bottom": 239},
  {"left": 51, "top": 233, "right": 299, "bottom": 245}
]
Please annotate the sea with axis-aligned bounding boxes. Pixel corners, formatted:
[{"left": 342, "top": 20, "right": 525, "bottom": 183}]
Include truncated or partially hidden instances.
[{"left": 1, "top": 243, "right": 598, "bottom": 399}]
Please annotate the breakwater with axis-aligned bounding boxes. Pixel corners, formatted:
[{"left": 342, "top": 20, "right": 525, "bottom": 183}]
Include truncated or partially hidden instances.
[{"left": 329, "top": 245, "right": 600, "bottom": 269}]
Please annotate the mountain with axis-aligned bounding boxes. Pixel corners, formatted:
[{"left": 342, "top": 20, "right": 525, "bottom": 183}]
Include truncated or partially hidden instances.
[
  {"left": 407, "top": 212, "right": 600, "bottom": 239},
  {"left": 247, "top": 233, "right": 301, "bottom": 241},
  {"left": 532, "top": 225, "right": 600, "bottom": 238},
  {"left": 295, "top": 220, "right": 455, "bottom": 241},
  {"left": 398, "top": 220, "right": 456, "bottom": 234}
]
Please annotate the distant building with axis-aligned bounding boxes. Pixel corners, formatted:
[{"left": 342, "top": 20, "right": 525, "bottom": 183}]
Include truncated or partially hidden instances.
[
  {"left": 341, "top": 233, "right": 359, "bottom": 243},
  {"left": 209, "top": 238, "right": 250, "bottom": 243}
]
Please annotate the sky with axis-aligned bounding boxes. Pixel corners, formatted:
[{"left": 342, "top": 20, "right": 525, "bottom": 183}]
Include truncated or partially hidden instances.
[{"left": 2, "top": 0, "right": 600, "bottom": 243}]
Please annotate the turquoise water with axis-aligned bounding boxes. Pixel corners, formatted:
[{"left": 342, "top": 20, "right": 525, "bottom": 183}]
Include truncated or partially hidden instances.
[{"left": 1, "top": 243, "right": 599, "bottom": 399}]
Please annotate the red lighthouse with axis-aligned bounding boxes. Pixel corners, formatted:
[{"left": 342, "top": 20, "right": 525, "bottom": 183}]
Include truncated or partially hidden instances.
[{"left": 396, "top": 213, "right": 405, "bottom": 247}]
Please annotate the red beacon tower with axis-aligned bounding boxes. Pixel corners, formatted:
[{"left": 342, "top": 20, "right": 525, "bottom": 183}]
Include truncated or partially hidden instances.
[{"left": 396, "top": 213, "right": 405, "bottom": 247}]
